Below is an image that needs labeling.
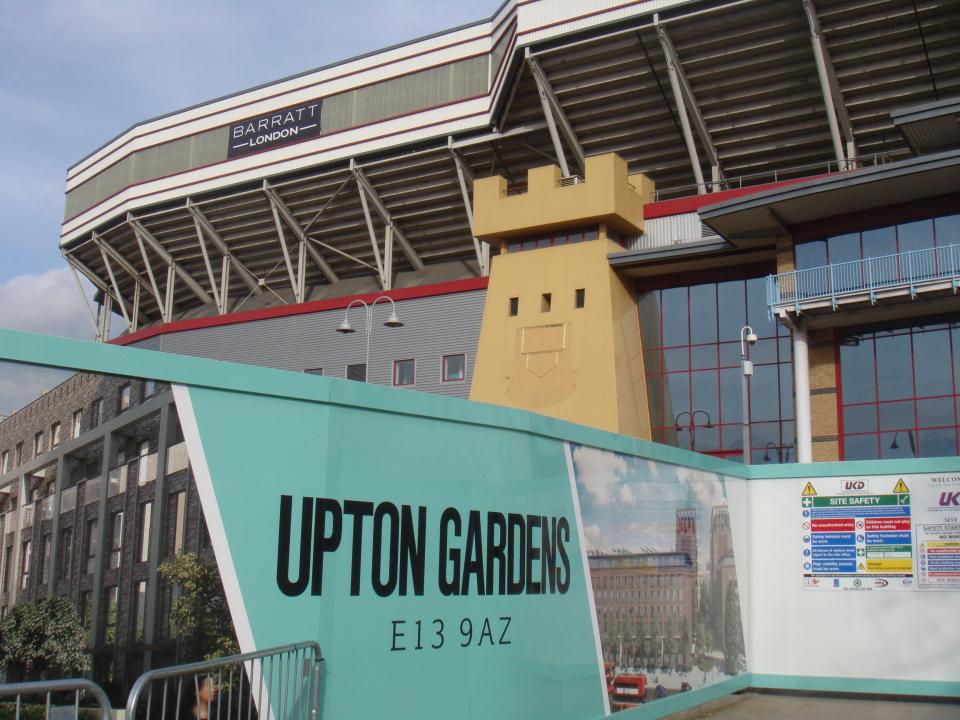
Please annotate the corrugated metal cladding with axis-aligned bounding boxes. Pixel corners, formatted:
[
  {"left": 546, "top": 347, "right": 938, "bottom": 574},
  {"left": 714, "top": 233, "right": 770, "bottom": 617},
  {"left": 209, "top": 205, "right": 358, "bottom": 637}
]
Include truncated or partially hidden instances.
[
  {"left": 637, "top": 213, "right": 709, "bottom": 249},
  {"left": 129, "top": 290, "right": 486, "bottom": 399}
]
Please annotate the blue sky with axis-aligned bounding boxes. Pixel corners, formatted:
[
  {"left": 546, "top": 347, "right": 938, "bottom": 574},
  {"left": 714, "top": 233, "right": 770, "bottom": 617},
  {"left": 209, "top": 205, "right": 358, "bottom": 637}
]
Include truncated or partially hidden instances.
[{"left": 0, "top": 0, "right": 496, "bottom": 412}]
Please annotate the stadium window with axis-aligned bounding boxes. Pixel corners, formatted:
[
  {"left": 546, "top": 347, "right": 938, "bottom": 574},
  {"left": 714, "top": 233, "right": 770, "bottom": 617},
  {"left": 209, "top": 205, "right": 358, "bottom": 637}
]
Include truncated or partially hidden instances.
[
  {"left": 104, "top": 585, "right": 119, "bottom": 644},
  {"left": 34, "top": 431, "right": 45, "bottom": 458},
  {"left": 19, "top": 539, "right": 30, "bottom": 590},
  {"left": 1, "top": 450, "right": 8, "bottom": 474},
  {"left": 305, "top": 368, "right": 324, "bottom": 376},
  {"left": 575, "top": 288, "right": 586, "bottom": 309},
  {"left": 39, "top": 534, "right": 51, "bottom": 584},
  {"left": 80, "top": 591, "right": 93, "bottom": 642},
  {"left": 58, "top": 527, "right": 72, "bottom": 581},
  {"left": 118, "top": 383, "right": 132, "bottom": 412},
  {"left": 14, "top": 442, "right": 22, "bottom": 467},
  {"left": 346, "top": 364, "right": 367, "bottom": 382},
  {"left": 508, "top": 297, "right": 519, "bottom": 316},
  {"left": 442, "top": 354, "right": 466, "bottom": 383},
  {"left": 51, "top": 422, "right": 62, "bottom": 448},
  {"left": 72, "top": 409, "right": 83, "bottom": 438},
  {"left": 133, "top": 580, "right": 148, "bottom": 641},
  {"left": 541, "top": 293, "right": 552, "bottom": 312},
  {"left": 393, "top": 359, "right": 415, "bottom": 387},
  {"left": 144, "top": 379, "right": 157, "bottom": 397},
  {"left": 170, "top": 490, "right": 186, "bottom": 555}
]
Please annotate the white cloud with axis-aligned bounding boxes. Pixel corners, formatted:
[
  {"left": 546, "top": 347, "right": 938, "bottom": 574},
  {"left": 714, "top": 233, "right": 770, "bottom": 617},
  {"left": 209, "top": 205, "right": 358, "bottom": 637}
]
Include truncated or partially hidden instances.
[
  {"left": 573, "top": 445, "right": 628, "bottom": 506},
  {"left": 584, "top": 525, "right": 601, "bottom": 541},
  {"left": 618, "top": 483, "right": 637, "bottom": 505},
  {"left": 0, "top": 267, "right": 96, "bottom": 339}
]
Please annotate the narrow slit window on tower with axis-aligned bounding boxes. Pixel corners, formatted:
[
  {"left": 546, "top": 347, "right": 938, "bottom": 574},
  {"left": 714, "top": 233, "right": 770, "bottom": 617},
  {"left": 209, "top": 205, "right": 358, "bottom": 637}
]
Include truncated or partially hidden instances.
[
  {"left": 541, "top": 293, "right": 552, "bottom": 312},
  {"left": 575, "top": 288, "right": 586, "bottom": 308},
  {"left": 508, "top": 297, "right": 519, "bottom": 316}
]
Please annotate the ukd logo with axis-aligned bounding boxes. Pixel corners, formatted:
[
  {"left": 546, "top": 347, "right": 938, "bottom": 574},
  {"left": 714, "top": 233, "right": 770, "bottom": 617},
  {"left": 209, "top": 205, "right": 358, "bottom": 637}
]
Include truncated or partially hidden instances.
[
  {"left": 840, "top": 479, "right": 869, "bottom": 493},
  {"left": 939, "top": 491, "right": 960, "bottom": 507}
]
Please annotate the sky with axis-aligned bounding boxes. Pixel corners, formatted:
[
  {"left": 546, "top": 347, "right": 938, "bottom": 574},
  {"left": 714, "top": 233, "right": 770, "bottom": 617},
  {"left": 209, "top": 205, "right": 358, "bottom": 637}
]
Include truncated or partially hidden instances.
[{"left": 0, "top": 0, "right": 496, "bottom": 413}]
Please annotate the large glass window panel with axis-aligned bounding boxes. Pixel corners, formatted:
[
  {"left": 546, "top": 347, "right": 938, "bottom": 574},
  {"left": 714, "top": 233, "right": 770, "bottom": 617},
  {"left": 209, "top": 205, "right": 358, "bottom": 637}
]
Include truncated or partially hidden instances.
[
  {"left": 919, "top": 428, "right": 958, "bottom": 457},
  {"left": 795, "top": 240, "right": 827, "bottom": 270},
  {"left": 875, "top": 334, "right": 913, "bottom": 400},
  {"left": 719, "top": 342, "right": 741, "bottom": 367},
  {"left": 749, "top": 364, "right": 779, "bottom": 422},
  {"left": 717, "top": 281, "right": 746, "bottom": 341},
  {"left": 746, "top": 278, "right": 776, "bottom": 337},
  {"left": 862, "top": 226, "right": 898, "bottom": 285},
  {"left": 666, "top": 374, "right": 690, "bottom": 421},
  {"left": 881, "top": 431, "right": 917, "bottom": 459},
  {"left": 689, "top": 285, "right": 717, "bottom": 344},
  {"left": 879, "top": 401, "right": 915, "bottom": 431},
  {"left": 935, "top": 213, "right": 960, "bottom": 247},
  {"left": 844, "top": 434, "right": 877, "bottom": 460},
  {"left": 779, "top": 363, "right": 794, "bottom": 419},
  {"left": 749, "top": 338, "right": 777, "bottom": 365},
  {"left": 827, "top": 233, "right": 861, "bottom": 264},
  {"left": 917, "top": 397, "right": 955, "bottom": 428},
  {"left": 690, "top": 370, "right": 719, "bottom": 422},
  {"left": 664, "top": 347, "right": 689, "bottom": 372},
  {"left": 720, "top": 368, "right": 742, "bottom": 424},
  {"left": 691, "top": 345, "right": 717, "bottom": 370},
  {"left": 898, "top": 219, "right": 935, "bottom": 253},
  {"left": 660, "top": 288, "right": 689, "bottom": 346},
  {"left": 844, "top": 404, "right": 877, "bottom": 434},
  {"left": 914, "top": 328, "right": 952, "bottom": 397}
]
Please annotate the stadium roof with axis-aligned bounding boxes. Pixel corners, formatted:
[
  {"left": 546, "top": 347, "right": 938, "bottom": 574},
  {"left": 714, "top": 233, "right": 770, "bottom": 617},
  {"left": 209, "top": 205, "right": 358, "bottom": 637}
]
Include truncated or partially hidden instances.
[{"left": 60, "top": 0, "right": 959, "bottom": 330}]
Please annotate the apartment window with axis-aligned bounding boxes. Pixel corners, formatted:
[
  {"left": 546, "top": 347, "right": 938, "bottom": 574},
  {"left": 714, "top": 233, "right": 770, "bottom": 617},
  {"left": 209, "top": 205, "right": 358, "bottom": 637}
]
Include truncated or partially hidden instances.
[
  {"left": 508, "top": 297, "right": 519, "bottom": 316},
  {"left": 104, "top": 585, "right": 119, "bottom": 644},
  {"left": 541, "top": 293, "right": 552, "bottom": 312},
  {"left": 138, "top": 501, "right": 153, "bottom": 563},
  {"left": 58, "top": 527, "right": 73, "bottom": 581},
  {"left": 1, "top": 450, "right": 8, "bottom": 474},
  {"left": 72, "top": 409, "right": 83, "bottom": 438},
  {"left": 144, "top": 379, "right": 157, "bottom": 397},
  {"left": 170, "top": 491, "right": 186, "bottom": 556},
  {"left": 91, "top": 398, "right": 103, "bottom": 427},
  {"left": 136, "top": 440, "right": 151, "bottom": 485},
  {"left": 51, "top": 422, "right": 62, "bottom": 448},
  {"left": 40, "top": 534, "right": 51, "bottom": 584},
  {"left": 133, "top": 580, "right": 148, "bottom": 641},
  {"left": 14, "top": 443, "right": 22, "bottom": 468},
  {"left": 80, "top": 591, "right": 93, "bottom": 642},
  {"left": 85, "top": 518, "right": 98, "bottom": 575},
  {"left": 305, "top": 368, "right": 324, "bottom": 376},
  {"left": 442, "top": 354, "right": 466, "bottom": 382},
  {"left": 393, "top": 359, "right": 415, "bottom": 387},
  {"left": 118, "top": 383, "right": 132, "bottom": 412},
  {"left": 109, "top": 510, "right": 123, "bottom": 569},
  {"left": 2, "top": 546, "right": 12, "bottom": 593},
  {"left": 19, "top": 539, "right": 31, "bottom": 590},
  {"left": 346, "top": 364, "right": 367, "bottom": 383},
  {"left": 34, "top": 431, "right": 45, "bottom": 458},
  {"left": 575, "top": 288, "right": 586, "bottom": 309}
]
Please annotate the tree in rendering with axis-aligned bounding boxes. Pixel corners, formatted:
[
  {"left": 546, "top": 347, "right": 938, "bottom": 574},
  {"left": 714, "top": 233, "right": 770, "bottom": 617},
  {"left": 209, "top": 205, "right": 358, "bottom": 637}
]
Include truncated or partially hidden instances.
[
  {"left": 0, "top": 596, "right": 88, "bottom": 680},
  {"left": 722, "top": 579, "right": 746, "bottom": 674},
  {"left": 159, "top": 553, "right": 238, "bottom": 662}
]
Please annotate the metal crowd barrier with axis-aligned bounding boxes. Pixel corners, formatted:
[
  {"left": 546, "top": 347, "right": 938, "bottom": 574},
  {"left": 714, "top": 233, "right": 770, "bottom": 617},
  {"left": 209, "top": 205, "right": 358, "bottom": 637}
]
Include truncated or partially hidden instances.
[
  {"left": 0, "top": 679, "right": 112, "bottom": 720},
  {"left": 126, "top": 642, "right": 323, "bottom": 720}
]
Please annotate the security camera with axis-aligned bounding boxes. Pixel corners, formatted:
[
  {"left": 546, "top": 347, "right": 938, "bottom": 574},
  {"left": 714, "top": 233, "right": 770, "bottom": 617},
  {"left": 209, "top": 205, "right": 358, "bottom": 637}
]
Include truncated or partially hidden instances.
[{"left": 746, "top": 332, "right": 758, "bottom": 346}]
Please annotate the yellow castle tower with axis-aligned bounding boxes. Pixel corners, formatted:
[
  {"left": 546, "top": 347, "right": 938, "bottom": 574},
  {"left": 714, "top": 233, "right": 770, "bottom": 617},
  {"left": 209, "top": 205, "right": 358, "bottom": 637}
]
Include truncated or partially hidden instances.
[{"left": 469, "top": 153, "right": 655, "bottom": 438}]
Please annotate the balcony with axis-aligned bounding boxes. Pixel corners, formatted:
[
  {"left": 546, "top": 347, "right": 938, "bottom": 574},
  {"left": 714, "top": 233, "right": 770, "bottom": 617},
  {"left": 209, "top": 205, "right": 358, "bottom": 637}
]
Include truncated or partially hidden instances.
[
  {"left": 768, "top": 244, "right": 960, "bottom": 318},
  {"left": 166, "top": 442, "right": 190, "bottom": 475},
  {"left": 108, "top": 453, "right": 160, "bottom": 497}
]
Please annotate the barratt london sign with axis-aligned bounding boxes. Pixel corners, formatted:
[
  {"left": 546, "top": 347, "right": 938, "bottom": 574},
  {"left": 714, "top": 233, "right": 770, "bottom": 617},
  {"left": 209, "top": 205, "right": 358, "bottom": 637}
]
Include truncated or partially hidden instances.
[{"left": 227, "top": 98, "right": 322, "bottom": 157}]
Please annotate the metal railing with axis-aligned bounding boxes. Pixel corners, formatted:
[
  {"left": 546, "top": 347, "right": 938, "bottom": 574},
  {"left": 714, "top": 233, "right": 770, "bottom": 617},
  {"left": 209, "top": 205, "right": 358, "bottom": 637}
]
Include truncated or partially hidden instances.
[
  {"left": 767, "top": 243, "right": 960, "bottom": 315},
  {"left": 654, "top": 152, "right": 893, "bottom": 201},
  {"left": 127, "top": 642, "right": 322, "bottom": 720},
  {"left": 0, "top": 679, "right": 112, "bottom": 720}
]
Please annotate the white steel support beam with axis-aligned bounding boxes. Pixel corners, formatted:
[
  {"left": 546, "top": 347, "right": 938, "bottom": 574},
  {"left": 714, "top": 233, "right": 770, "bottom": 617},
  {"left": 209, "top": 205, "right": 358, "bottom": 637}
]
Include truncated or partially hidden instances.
[
  {"left": 128, "top": 216, "right": 212, "bottom": 306},
  {"left": 100, "top": 295, "right": 112, "bottom": 342},
  {"left": 164, "top": 264, "right": 176, "bottom": 323},
  {"left": 351, "top": 162, "right": 424, "bottom": 272},
  {"left": 186, "top": 201, "right": 264, "bottom": 299},
  {"left": 263, "top": 183, "right": 339, "bottom": 287},
  {"left": 356, "top": 175, "right": 388, "bottom": 287},
  {"left": 131, "top": 280, "right": 141, "bottom": 333},
  {"left": 97, "top": 245, "right": 131, "bottom": 327},
  {"left": 654, "top": 20, "right": 723, "bottom": 188},
  {"left": 266, "top": 195, "right": 302, "bottom": 303},
  {"left": 91, "top": 234, "right": 159, "bottom": 320},
  {"left": 526, "top": 49, "right": 585, "bottom": 176},
  {"left": 191, "top": 216, "right": 223, "bottom": 314},
  {"left": 66, "top": 260, "right": 102, "bottom": 340},
  {"left": 131, "top": 226, "right": 168, "bottom": 322},
  {"left": 654, "top": 18, "right": 706, "bottom": 193},
  {"left": 802, "top": 0, "right": 855, "bottom": 167},
  {"left": 448, "top": 140, "right": 489, "bottom": 276}
]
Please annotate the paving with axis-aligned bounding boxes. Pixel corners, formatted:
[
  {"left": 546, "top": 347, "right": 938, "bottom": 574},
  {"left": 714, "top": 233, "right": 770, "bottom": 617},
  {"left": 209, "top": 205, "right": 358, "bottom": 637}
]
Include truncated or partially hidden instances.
[{"left": 666, "top": 692, "right": 960, "bottom": 720}]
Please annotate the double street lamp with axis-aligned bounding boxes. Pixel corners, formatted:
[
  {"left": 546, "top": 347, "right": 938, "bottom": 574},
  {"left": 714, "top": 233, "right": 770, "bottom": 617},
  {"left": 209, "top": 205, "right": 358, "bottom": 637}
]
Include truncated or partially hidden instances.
[{"left": 335, "top": 296, "right": 403, "bottom": 382}]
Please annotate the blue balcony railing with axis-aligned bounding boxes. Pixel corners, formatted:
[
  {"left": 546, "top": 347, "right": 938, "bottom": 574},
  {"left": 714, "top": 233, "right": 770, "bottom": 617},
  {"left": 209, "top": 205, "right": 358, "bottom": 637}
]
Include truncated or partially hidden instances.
[{"left": 767, "top": 243, "right": 960, "bottom": 315}]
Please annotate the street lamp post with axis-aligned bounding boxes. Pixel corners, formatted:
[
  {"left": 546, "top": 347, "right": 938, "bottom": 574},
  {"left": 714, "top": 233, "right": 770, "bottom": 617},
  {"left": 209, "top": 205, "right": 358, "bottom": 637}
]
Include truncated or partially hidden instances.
[
  {"left": 335, "top": 295, "right": 403, "bottom": 382},
  {"left": 674, "top": 410, "right": 713, "bottom": 451},
  {"left": 740, "top": 326, "right": 758, "bottom": 464}
]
